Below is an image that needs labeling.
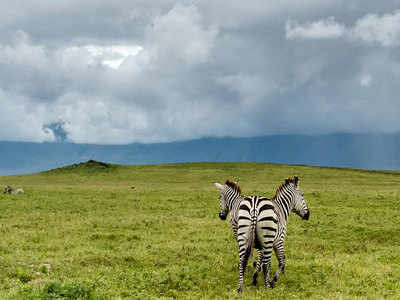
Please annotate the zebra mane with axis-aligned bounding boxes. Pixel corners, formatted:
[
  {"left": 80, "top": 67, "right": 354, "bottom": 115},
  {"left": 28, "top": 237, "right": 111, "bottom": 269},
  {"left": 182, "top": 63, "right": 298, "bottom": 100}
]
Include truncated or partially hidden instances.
[
  {"left": 225, "top": 180, "right": 242, "bottom": 194},
  {"left": 275, "top": 176, "right": 299, "bottom": 195}
]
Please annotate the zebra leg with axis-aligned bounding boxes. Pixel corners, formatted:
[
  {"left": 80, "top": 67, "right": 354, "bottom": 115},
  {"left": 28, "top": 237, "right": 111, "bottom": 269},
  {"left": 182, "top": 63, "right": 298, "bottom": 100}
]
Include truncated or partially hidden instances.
[
  {"left": 237, "top": 251, "right": 250, "bottom": 293},
  {"left": 273, "top": 243, "right": 286, "bottom": 283},
  {"left": 252, "top": 249, "right": 262, "bottom": 285},
  {"left": 231, "top": 224, "right": 239, "bottom": 242},
  {"left": 237, "top": 233, "right": 252, "bottom": 293},
  {"left": 262, "top": 252, "right": 274, "bottom": 288},
  {"left": 231, "top": 220, "right": 238, "bottom": 240}
]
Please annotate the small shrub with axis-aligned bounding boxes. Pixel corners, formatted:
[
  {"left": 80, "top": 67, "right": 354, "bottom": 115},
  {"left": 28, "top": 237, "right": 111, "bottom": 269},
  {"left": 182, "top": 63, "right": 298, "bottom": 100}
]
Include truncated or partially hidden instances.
[
  {"left": 39, "top": 264, "right": 51, "bottom": 274},
  {"left": 35, "top": 281, "right": 108, "bottom": 299},
  {"left": 10, "top": 269, "right": 33, "bottom": 283},
  {"left": 20, "top": 281, "right": 109, "bottom": 299}
]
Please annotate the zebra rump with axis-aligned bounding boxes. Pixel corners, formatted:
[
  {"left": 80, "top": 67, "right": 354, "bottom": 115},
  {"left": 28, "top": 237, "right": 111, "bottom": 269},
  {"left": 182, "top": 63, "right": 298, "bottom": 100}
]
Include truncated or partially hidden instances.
[{"left": 236, "top": 196, "right": 278, "bottom": 292}]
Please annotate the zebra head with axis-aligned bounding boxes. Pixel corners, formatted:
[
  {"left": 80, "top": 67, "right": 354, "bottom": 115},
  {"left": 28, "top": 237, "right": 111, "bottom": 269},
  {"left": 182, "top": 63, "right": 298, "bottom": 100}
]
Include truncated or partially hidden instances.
[
  {"left": 4, "top": 185, "right": 11, "bottom": 194},
  {"left": 214, "top": 180, "right": 242, "bottom": 221},
  {"left": 289, "top": 176, "right": 310, "bottom": 220}
]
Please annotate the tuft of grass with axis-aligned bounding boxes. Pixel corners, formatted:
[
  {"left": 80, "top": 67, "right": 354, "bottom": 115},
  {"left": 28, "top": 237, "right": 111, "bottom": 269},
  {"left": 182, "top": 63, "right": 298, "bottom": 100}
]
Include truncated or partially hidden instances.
[
  {"left": 9, "top": 269, "right": 33, "bottom": 284},
  {"left": 21, "top": 281, "right": 108, "bottom": 300}
]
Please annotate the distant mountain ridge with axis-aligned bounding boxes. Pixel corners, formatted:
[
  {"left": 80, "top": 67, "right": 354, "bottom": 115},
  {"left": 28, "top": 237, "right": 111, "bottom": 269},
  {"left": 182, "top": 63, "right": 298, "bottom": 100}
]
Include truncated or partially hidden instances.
[{"left": 1, "top": 133, "right": 400, "bottom": 175}]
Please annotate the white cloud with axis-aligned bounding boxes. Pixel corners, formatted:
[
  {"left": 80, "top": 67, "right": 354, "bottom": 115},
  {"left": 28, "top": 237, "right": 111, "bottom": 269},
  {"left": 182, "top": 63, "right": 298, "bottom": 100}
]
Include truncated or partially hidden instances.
[
  {"left": 286, "top": 17, "right": 345, "bottom": 40},
  {"left": 48, "top": 93, "right": 151, "bottom": 144},
  {"left": 84, "top": 45, "right": 142, "bottom": 69},
  {"left": 351, "top": 10, "right": 400, "bottom": 47},
  {"left": 2, "top": 2, "right": 400, "bottom": 144},
  {"left": 0, "top": 88, "right": 55, "bottom": 142},
  {"left": 217, "top": 73, "right": 277, "bottom": 110},
  {"left": 55, "top": 44, "right": 143, "bottom": 71},
  {"left": 286, "top": 10, "right": 400, "bottom": 47},
  {"left": 146, "top": 4, "right": 218, "bottom": 65},
  {"left": 360, "top": 74, "right": 372, "bottom": 87},
  {"left": 0, "top": 31, "right": 49, "bottom": 69}
]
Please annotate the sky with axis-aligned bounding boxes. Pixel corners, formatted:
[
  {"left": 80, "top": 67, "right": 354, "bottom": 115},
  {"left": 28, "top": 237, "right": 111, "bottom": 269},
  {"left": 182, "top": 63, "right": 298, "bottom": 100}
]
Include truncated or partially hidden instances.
[{"left": 1, "top": 1, "right": 400, "bottom": 144}]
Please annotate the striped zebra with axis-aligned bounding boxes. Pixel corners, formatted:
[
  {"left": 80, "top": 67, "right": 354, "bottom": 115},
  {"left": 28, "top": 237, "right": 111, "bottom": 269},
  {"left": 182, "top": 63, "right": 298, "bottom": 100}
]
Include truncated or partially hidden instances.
[
  {"left": 3, "top": 185, "right": 24, "bottom": 194},
  {"left": 215, "top": 177, "right": 309, "bottom": 292},
  {"left": 215, "top": 180, "right": 278, "bottom": 292},
  {"left": 252, "top": 176, "right": 310, "bottom": 286}
]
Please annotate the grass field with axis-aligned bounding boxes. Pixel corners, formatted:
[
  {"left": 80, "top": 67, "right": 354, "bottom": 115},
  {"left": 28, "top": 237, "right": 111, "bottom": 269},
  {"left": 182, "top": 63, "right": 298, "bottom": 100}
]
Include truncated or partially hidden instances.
[{"left": 0, "top": 161, "right": 399, "bottom": 299}]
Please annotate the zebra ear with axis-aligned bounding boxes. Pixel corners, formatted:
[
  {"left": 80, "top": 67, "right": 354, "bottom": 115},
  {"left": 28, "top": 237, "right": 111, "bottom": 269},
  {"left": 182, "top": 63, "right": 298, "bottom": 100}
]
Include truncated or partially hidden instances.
[
  {"left": 214, "top": 182, "right": 224, "bottom": 191},
  {"left": 285, "top": 178, "right": 290, "bottom": 184},
  {"left": 294, "top": 176, "right": 299, "bottom": 186}
]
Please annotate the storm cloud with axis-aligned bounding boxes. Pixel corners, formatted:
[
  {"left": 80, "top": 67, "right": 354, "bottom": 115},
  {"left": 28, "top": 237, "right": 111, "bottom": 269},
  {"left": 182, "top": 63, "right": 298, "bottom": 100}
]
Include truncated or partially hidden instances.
[{"left": 1, "top": 1, "right": 399, "bottom": 144}]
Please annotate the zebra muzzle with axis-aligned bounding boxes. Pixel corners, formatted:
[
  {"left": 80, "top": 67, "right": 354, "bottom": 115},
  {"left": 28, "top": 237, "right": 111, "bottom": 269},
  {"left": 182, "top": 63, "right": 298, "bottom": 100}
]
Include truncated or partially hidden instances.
[{"left": 303, "top": 211, "right": 310, "bottom": 220}]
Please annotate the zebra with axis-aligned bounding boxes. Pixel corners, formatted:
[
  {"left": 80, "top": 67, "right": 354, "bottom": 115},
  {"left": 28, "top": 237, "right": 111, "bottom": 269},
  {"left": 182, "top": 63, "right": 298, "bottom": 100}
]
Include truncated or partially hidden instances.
[
  {"left": 215, "top": 180, "right": 278, "bottom": 292},
  {"left": 252, "top": 176, "right": 310, "bottom": 286},
  {"left": 4, "top": 185, "right": 24, "bottom": 194},
  {"left": 215, "top": 177, "right": 310, "bottom": 292}
]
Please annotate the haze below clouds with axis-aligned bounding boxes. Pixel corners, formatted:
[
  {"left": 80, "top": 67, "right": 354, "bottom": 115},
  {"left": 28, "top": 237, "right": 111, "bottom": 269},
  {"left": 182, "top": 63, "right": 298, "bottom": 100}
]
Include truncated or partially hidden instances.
[{"left": 1, "top": 1, "right": 400, "bottom": 144}]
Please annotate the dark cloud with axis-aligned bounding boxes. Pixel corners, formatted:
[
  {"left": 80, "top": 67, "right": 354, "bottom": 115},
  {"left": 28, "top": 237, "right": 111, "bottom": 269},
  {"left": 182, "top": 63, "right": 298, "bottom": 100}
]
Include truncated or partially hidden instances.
[
  {"left": 43, "top": 121, "right": 68, "bottom": 142},
  {"left": 0, "top": 1, "right": 399, "bottom": 144}
]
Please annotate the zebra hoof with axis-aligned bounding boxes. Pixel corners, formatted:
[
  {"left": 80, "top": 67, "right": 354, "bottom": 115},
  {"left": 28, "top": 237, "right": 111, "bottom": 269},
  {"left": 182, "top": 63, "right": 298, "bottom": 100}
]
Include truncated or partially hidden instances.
[
  {"left": 252, "top": 278, "right": 257, "bottom": 286},
  {"left": 253, "top": 261, "right": 257, "bottom": 268},
  {"left": 265, "top": 281, "right": 275, "bottom": 289},
  {"left": 237, "top": 287, "right": 242, "bottom": 293},
  {"left": 273, "top": 275, "right": 278, "bottom": 282},
  {"left": 252, "top": 273, "right": 258, "bottom": 286}
]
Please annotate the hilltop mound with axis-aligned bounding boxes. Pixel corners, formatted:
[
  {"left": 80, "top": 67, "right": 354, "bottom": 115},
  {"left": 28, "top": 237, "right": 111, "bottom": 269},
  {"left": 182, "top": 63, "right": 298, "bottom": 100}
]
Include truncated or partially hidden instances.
[
  {"left": 43, "top": 160, "right": 117, "bottom": 174},
  {"left": 79, "top": 160, "right": 110, "bottom": 168}
]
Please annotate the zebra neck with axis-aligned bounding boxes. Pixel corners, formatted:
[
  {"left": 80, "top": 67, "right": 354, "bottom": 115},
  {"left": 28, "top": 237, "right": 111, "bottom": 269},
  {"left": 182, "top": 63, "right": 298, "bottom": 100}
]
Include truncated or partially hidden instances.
[
  {"left": 228, "top": 195, "right": 242, "bottom": 212},
  {"left": 273, "top": 194, "right": 293, "bottom": 224}
]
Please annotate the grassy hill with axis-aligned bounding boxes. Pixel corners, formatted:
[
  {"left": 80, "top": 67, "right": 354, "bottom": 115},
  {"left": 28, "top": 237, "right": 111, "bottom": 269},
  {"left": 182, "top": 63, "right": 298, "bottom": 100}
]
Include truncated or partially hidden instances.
[{"left": 0, "top": 161, "right": 399, "bottom": 299}]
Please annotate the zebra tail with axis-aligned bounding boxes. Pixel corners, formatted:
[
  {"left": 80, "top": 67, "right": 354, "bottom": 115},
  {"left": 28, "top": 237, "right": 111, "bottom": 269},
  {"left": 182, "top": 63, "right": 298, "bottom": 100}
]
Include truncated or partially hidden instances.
[{"left": 244, "top": 212, "right": 257, "bottom": 267}]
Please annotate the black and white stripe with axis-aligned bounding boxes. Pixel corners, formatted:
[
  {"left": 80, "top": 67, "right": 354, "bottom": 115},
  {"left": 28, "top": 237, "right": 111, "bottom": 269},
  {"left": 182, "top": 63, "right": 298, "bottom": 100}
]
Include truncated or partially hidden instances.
[
  {"left": 215, "top": 180, "right": 278, "bottom": 292},
  {"left": 215, "top": 180, "right": 243, "bottom": 239},
  {"left": 236, "top": 195, "right": 278, "bottom": 292},
  {"left": 215, "top": 177, "right": 310, "bottom": 292},
  {"left": 252, "top": 176, "right": 310, "bottom": 286}
]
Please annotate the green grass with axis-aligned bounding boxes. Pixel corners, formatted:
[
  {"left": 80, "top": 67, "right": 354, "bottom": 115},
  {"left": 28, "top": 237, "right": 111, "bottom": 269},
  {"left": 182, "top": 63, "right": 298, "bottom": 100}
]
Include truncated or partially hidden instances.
[{"left": 0, "top": 161, "right": 399, "bottom": 299}]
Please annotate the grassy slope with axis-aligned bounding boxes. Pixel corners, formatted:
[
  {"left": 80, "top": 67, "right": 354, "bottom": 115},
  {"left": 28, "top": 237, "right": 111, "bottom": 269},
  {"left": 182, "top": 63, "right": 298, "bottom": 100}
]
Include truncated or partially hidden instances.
[{"left": 0, "top": 161, "right": 399, "bottom": 299}]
